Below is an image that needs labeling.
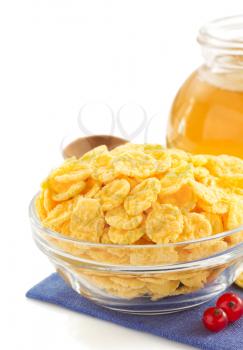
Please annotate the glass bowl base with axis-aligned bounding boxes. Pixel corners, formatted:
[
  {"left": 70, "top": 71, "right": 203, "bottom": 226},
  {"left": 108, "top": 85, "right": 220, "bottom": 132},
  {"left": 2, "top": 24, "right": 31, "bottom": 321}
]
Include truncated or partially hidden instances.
[
  {"left": 96, "top": 289, "right": 226, "bottom": 315},
  {"left": 56, "top": 266, "right": 229, "bottom": 315}
]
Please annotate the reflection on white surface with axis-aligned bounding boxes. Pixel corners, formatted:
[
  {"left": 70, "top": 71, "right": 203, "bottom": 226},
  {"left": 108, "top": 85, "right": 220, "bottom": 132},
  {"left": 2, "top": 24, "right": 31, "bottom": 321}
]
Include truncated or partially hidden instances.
[{"left": 24, "top": 300, "right": 194, "bottom": 350}]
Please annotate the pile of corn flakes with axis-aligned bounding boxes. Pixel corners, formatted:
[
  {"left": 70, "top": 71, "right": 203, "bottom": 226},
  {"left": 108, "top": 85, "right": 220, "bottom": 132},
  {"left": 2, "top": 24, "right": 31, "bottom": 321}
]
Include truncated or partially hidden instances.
[{"left": 36, "top": 143, "right": 243, "bottom": 300}]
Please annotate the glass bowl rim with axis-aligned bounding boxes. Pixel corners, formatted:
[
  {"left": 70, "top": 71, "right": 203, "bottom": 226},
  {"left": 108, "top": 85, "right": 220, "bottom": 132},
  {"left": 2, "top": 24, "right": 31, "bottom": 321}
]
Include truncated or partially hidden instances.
[{"left": 29, "top": 194, "right": 243, "bottom": 249}]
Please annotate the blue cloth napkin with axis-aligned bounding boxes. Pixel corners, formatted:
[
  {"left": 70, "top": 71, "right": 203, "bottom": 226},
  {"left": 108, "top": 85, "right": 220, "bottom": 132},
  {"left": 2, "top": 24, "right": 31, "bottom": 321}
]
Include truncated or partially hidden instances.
[{"left": 26, "top": 273, "right": 243, "bottom": 350}]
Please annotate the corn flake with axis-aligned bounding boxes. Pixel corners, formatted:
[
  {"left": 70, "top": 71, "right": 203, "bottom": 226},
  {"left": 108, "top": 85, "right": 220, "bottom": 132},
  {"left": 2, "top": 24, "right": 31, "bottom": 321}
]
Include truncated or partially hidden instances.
[
  {"left": 43, "top": 188, "right": 57, "bottom": 212},
  {"left": 183, "top": 212, "right": 212, "bottom": 240},
  {"left": 99, "top": 179, "right": 130, "bottom": 211},
  {"left": 124, "top": 178, "right": 161, "bottom": 215},
  {"left": 83, "top": 178, "right": 101, "bottom": 198},
  {"left": 235, "top": 273, "right": 243, "bottom": 288},
  {"left": 202, "top": 212, "right": 224, "bottom": 234},
  {"left": 108, "top": 225, "right": 145, "bottom": 244},
  {"left": 52, "top": 181, "right": 86, "bottom": 201},
  {"left": 43, "top": 200, "right": 73, "bottom": 231},
  {"left": 159, "top": 163, "right": 193, "bottom": 197},
  {"left": 54, "top": 168, "right": 91, "bottom": 183},
  {"left": 144, "top": 144, "right": 171, "bottom": 173},
  {"left": 91, "top": 151, "right": 117, "bottom": 183},
  {"left": 146, "top": 203, "right": 184, "bottom": 243},
  {"left": 110, "top": 143, "right": 143, "bottom": 156},
  {"left": 113, "top": 151, "right": 157, "bottom": 178},
  {"left": 80, "top": 145, "right": 108, "bottom": 163},
  {"left": 35, "top": 143, "right": 243, "bottom": 301},
  {"left": 105, "top": 206, "right": 143, "bottom": 230},
  {"left": 225, "top": 199, "right": 243, "bottom": 230},
  {"left": 70, "top": 197, "right": 104, "bottom": 242},
  {"left": 206, "top": 155, "right": 243, "bottom": 177},
  {"left": 159, "top": 184, "right": 196, "bottom": 211},
  {"left": 146, "top": 279, "right": 180, "bottom": 300}
]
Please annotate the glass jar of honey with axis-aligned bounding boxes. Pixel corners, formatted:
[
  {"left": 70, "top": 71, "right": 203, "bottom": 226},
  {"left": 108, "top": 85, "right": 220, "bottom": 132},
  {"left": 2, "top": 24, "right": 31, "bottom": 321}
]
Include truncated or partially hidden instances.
[{"left": 167, "top": 16, "right": 243, "bottom": 158}]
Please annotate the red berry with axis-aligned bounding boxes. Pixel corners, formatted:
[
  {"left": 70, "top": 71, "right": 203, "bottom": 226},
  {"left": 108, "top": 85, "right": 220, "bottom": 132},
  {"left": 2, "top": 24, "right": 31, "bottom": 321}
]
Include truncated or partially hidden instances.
[
  {"left": 216, "top": 292, "right": 243, "bottom": 323},
  {"left": 202, "top": 307, "right": 228, "bottom": 332}
]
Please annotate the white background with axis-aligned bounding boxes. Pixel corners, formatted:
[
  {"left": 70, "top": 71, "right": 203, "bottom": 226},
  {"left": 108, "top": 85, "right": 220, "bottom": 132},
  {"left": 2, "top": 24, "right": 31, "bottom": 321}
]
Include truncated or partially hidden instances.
[{"left": 1, "top": 1, "right": 243, "bottom": 349}]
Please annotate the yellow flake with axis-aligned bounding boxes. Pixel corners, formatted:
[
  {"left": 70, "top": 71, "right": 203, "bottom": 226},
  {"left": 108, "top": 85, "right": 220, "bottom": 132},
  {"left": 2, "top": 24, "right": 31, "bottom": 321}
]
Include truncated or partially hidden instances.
[
  {"left": 108, "top": 226, "right": 145, "bottom": 244},
  {"left": 183, "top": 212, "right": 212, "bottom": 240},
  {"left": 124, "top": 178, "right": 161, "bottom": 215},
  {"left": 52, "top": 181, "right": 86, "bottom": 201},
  {"left": 145, "top": 203, "right": 184, "bottom": 243},
  {"left": 80, "top": 145, "right": 108, "bottom": 163},
  {"left": 113, "top": 151, "right": 157, "bottom": 178},
  {"left": 105, "top": 206, "right": 143, "bottom": 230},
  {"left": 225, "top": 199, "right": 243, "bottom": 230},
  {"left": 159, "top": 184, "right": 196, "bottom": 211},
  {"left": 70, "top": 197, "right": 105, "bottom": 242},
  {"left": 99, "top": 179, "right": 130, "bottom": 211},
  {"left": 235, "top": 273, "right": 243, "bottom": 289},
  {"left": 202, "top": 212, "right": 224, "bottom": 234},
  {"left": 91, "top": 151, "right": 118, "bottom": 183}
]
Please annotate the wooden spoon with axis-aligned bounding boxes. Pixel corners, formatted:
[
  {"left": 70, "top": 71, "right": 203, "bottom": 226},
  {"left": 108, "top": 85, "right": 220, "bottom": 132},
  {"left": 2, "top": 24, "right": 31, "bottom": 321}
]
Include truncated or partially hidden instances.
[{"left": 62, "top": 135, "right": 128, "bottom": 159}]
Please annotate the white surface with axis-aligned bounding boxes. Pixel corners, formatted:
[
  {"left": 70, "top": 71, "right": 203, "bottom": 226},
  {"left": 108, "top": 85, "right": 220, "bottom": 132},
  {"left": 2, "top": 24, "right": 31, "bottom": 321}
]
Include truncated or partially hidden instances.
[{"left": 1, "top": 1, "right": 242, "bottom": 349}]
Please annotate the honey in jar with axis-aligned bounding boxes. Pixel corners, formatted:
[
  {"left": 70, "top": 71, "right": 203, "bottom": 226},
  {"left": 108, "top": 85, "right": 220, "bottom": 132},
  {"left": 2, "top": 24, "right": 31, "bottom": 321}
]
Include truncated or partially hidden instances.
[{"left": 167, "top": 16, "right": 243, "bottom": 158}]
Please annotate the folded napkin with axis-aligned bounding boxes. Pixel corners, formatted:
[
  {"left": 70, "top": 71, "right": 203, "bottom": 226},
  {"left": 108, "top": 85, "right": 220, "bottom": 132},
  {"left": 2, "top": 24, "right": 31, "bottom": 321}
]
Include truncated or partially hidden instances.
[{"left": 26, "top": 273, "right": 243, "bottom": 350}]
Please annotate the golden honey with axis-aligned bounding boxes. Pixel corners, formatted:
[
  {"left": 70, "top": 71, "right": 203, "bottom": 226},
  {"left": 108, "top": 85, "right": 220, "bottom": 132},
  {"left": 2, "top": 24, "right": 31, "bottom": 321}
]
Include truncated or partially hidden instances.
[
  {"left": 167, "top": 16, "right": 243, "bottom": 158},
  {"left": 167, "top": 71, "right": 243, "bottom": 157}
]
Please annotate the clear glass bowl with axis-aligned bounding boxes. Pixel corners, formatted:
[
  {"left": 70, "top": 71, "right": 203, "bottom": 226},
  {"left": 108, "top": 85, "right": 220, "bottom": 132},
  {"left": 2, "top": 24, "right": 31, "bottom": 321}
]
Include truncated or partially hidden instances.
[{"left": 29, "top": 195, "right": 243, "bottom": 315}]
